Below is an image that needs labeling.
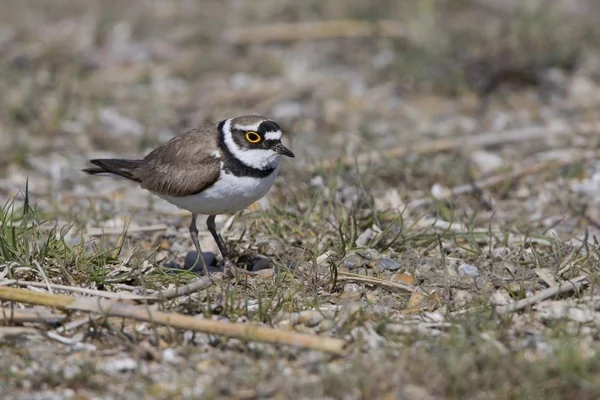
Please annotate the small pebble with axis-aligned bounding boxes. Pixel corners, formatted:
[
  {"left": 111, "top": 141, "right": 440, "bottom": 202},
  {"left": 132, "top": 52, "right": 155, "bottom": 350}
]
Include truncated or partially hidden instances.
[
  {"left": 506, "top": 281, "right": 524, "bottom": 294},
  {"left": 490, "top": 290, "right": 511, "bottom": 306},
  {"left": 491, "top": 247, "right": 512, "bottom": 260},
  {"left": 162, "top": 348, "right": 179, "bottom": 364},
  {"left": 457, "top": 263, "right": 480, "bottom": 277},
  {"left": 258, "top": 239, "right": 283, "bottom": 256},
  {"left": 401, "top": 384, "right": 434, "bottom": 400},
  {"left": 355, "top": 229, "right": 375, "bottom": 247},
  {"left": 102, "top": 358, "right": 138, "bottom": 374},
  {"left": 358, "top": 248, "right": 380, "bottom": 260},
  {"left": 392, "top": 272, "right": 415, "bottom": 285},
  {"left": 289, "top": 312, "right": 300, "bottom": 325},
  {"left": 343, "top": 253, "right": 364, "bottom": 270},
  {"left": 317, "top": 319, "right": 335, "bottom": 333},
  {"left": 343, "top": 283, "right": 361, "bottom": 293},
  {"left": 251, "top": 256, "right": 271, "bottom": 271},
  {"left": 378, "top": 257, "right": 400, "bottom": 271},
  {"left": 365, "top": 291, "right": 378, "bottom": 304},
  {"left": 341, "top": 283, "right": 362, "bottom": 301},
  {"left": 470, "top": 150, "right": 505, "bottom": 174},
  {"left": 453, "top": 290, "right": 473, "bottom": 309},
  {"left": 184, "top": 251, "right": 217, "bottom": 271},
  {"left": 298, "top": 310, "right": 323, "bottom": 327}
]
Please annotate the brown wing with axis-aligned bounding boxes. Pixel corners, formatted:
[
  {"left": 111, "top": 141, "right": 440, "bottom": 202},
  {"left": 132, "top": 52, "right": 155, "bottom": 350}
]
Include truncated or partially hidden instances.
[{"left": 134, "top": 125, "right": 222, "bottom": 197}]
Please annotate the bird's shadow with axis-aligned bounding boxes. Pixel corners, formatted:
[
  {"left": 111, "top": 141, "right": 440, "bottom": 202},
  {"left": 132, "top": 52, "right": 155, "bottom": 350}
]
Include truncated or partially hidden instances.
[{"left": 165, "top": 251, "right": 274, "bottom": 276}]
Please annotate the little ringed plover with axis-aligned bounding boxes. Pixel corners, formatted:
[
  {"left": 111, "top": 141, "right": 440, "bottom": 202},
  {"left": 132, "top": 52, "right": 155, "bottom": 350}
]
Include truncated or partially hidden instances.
[{"left": 83, "top": 115, "right": 295, "bottom": 276}]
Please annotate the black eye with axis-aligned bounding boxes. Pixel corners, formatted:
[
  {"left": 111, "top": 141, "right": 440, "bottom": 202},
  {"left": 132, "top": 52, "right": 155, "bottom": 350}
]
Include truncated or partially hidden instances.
[{"left": 245, "top": 131, "right": 262, "bottom": 143}]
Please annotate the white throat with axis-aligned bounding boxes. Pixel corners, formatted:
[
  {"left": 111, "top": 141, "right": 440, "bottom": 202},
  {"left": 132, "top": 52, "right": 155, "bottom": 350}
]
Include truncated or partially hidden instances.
[{"left": 222, "top": 118, "right": 281, "bottom": 170}]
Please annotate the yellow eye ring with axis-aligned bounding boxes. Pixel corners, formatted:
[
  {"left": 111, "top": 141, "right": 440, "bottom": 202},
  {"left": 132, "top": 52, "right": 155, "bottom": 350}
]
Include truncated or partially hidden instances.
[{"left": 245, "top": 131, "right": 262, "bottom": 143}]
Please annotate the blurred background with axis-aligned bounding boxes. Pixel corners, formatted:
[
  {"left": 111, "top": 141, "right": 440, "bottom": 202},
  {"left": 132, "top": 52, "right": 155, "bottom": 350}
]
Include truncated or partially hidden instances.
[{"left": 0, "top": 0, "right": 599, "bottom": 230}]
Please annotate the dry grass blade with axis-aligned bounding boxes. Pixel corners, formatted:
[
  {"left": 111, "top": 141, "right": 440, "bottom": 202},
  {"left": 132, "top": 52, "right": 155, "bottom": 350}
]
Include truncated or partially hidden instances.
[
  {"left": 496, "top": 275, "right": 589, "bottom": 315},
  {"left": 0, "top": 287, "right": 347, "bottom": 355},
  {"left": 1, "top": 280, "right": 161, "bottom": 301},
  {"left": 310, "top": 121, "right": 600, "bottom": 172},
  {"left": 337, "top": 271, "right": 425, "bottom": 294},
  {"left": 223, "top": 20, "right": 409, "bottom": 45},
  {"left": 0, "top": 327, "right": 40, "bottom": 337},
  {"left": 151, "top": 277, "right": 213, "bottom": 300},
  {"left": 0, "top": 306, "right": 66, "bottom": 324},
  {"left": 1, "top": 277, "right": 213, "bottom": 302},
  {"left": 86, "top": 224, "right": 168, "bottom": 237}
]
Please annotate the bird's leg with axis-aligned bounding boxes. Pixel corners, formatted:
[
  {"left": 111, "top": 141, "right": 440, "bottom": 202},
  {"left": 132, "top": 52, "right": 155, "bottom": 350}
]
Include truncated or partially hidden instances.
[
  {"left": 189, "top": 214, "right": 210, "bottom": 277},
  {"left": 206, "top": 215, "right": 235, "bottom": 277},
  {"left": 206, "top": 215, "right": 228, "bottom": 258}
]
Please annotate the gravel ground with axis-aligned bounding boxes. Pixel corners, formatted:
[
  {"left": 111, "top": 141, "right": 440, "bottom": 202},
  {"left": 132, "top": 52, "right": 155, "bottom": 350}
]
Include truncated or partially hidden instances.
[{"left": 1, "top": 1, "right": 600, "bottom": 399}]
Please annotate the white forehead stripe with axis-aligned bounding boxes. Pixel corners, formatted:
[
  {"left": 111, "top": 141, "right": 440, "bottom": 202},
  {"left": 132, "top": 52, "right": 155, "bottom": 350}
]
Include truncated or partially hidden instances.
[
  {"left": 233, "top": 122, "right": 263, "bottom": 132},
  {"left": 264, "top": 130, "right": 282, "bottom": 141},
  {"left": 222, "top": 118, "right": 281, "bottom": 170}
]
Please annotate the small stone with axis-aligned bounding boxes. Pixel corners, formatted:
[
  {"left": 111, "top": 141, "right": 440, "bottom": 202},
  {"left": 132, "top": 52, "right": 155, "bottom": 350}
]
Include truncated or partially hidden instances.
[
  {"left": 490, "top": 289, "right": 511, "bottom": 306},
  {"left": 415, "top": 263, "right": 433, "bottom": 275},
  {"left": 365, "top": 291, "right": 378, "bottom": 304},
  {"left": 457, "top": 263, "right": 480, "bottom": 277},
  {"left": 289, "top": 312, "right": 300, "bottom": 325},
  {"left": 62, "top": 365, "right": 81, "bottom": 380},
  {"left": 256, "top": 269, "right": 274, "bottom": 279},
  {"left": 431, "top": 183, "right": 451, "bottom": 200},
  {"left": 298, "top": 310, "right": 323, "bottom": 327},
  {"left": 340, "top": 283, "right": 362, "bottom": 301},
  {"left": 251, "top": 256, "right": 271, "bottom": 271},
  {"left": 162, "top": 348, "right": 179, "bottom": 364},
  {"left": 309, "top": 175, "right": 325, "bottom": 187},
  {"left": 378, "top": 257, "right": 400, "bottom": 271},
  {"left": 407, "top": 292, "right": 426, "bottom": 310},
  {"left": 506, "top": 281, "right": 523, "bottom": 294},
  {"left": 470, "top": 150, "right": 504, "bottom": 174},
  {"left": 316, "top": 251, "right": 334, "bottom": 265},
  {"left": 343, "top": 283, "right": 361, "bottom": 293},
  {"left": 257, "top": 239, "right": 283, "bottom": 256},
  {"left": 391, "top": 272, "right": 415, "bottom": 285},
  {"left": 343, "top": 253, "right": 364, "bottom": 270},
  {"left": 453, "top": 289, "right": 473, "bottom": 309},
  {"left": 184, "top": 251, "right": 217, "bottom": 272},
  {"left": 195, "top": 360, "right": 212, "bottom": 373},
  {"left": 102, "top": 358, "right": 138, "bottom": 374},
  {"left": 317, "top": 319, "right": 335, "bottom": 333},
  {"left": 358, "top": 248, "right": 380, "bottom": 260},
  {"left": 446, "top": 262, "right": 458, "bottom": 277},
  {"left": 400, "top": 384, "right": 433, "bottom": 400},
  {"left": 355, "top": 228, "right": 375, "bottom": 247},
  {"left": 492, "top": 247, "right": 512, "bottom": 259}
]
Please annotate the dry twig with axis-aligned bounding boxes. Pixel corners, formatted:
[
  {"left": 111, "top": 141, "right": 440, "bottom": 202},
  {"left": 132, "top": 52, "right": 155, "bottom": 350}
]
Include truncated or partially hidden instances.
[
  {"left": 0, "top": 306, "right": 66, "bottom": 324},
  {"left": 86, "top": 224, "right": 168, "bottom": 237},
  {"left": 0, "top": 277, "right": 213, "bottom": 302},
  {"left": 0, "top": 287, "right": 347, "bottom": 355},
  {"left": 496, "top": 275, "right": 589, "bottom": 314},
  {"left": 337, "top": 271, "right": 425, "bottom": 294}
]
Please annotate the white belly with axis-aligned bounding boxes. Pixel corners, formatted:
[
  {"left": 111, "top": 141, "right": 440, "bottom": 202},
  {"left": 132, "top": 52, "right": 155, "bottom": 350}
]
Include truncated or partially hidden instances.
[{"left": 155, "top": 167, "right": 279, "bottom": 215}]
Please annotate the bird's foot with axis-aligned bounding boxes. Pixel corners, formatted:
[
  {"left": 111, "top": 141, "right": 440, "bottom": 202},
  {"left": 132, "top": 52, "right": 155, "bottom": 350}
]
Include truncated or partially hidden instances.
[{"left": 222, "top": 258, "right": 238, "bottom": 279}]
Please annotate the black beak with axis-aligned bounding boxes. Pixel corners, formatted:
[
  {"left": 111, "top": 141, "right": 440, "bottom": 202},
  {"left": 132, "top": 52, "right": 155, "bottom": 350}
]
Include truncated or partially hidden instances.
[{"left": 273, "top": 142, "right": 295, "bottom": 158}]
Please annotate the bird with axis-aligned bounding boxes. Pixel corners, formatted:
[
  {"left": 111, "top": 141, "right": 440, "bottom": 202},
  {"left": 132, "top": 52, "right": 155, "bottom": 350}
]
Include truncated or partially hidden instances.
[{"left": 83, "top": 115, "right": 295, "bottom": 276}]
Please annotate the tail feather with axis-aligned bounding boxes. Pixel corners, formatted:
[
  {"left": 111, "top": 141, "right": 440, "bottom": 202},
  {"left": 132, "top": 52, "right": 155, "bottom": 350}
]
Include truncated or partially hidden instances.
[{"left": 82, "top": 159, "right": 144, "bottom": 183}]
